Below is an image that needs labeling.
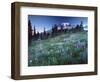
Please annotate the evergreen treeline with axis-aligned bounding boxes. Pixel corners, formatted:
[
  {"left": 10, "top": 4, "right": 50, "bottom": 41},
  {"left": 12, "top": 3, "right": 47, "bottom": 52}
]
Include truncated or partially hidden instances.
[{"left": 28, "top": 20, "right": 84, "bottom": 41}]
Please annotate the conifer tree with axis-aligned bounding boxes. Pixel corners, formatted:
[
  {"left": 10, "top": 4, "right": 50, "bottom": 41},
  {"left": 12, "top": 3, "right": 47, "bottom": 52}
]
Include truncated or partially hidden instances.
[
  {"left": 28, "top": 20, "right": 33, "bottom": 41},
  {"left": 33, "top": 25, "right": 36, "bottom": 36},
  {"left": 80, "top": 21, "right": 83, "bottom": 30}
]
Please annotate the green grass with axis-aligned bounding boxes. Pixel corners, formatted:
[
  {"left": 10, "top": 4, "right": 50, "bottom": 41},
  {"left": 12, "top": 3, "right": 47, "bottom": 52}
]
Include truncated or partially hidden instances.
[{"left": 28, "top": 31, "right": 88, "bottom": 66}]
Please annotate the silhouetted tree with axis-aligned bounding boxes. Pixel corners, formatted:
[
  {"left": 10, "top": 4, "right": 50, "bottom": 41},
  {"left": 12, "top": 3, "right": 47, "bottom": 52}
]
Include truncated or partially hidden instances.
[
  {"left": 75, "top": 24, "right": 80, "bottom": 31},
  {"left": 28, "top": 20, "right": 33, "bottom": 41},
  {"left": 54, "top": 24, "right": 58, "bottom": 32},
  {"left": 51, "top": 24, "right": 58, "bottom": 36},
  {"left": 44, "top": 27, "right": 46, "bottom": 35},
  {"left": 33, "top": 25, "right": 36, "bottom": 36},
  {"left": 47, "top": 33, "right": 50, "bottom": 38},
  {"left": 80, "top": 21, "right": 83, "bottom": 31}
]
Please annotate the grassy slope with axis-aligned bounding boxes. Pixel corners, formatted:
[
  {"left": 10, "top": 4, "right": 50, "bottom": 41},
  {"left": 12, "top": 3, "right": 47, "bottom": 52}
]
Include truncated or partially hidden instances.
[{"left": 28, "top": 31, "right": 88, "bottom": 66}]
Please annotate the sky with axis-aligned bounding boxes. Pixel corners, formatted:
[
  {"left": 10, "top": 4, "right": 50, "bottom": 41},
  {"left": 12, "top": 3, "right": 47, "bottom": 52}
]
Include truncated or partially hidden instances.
[{"left": 28, "top": 15, "right": 88, "bottom": 33}]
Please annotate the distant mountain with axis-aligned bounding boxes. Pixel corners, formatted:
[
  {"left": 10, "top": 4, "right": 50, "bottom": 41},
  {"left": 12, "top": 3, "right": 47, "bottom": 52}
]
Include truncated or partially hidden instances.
[
  {"left": 61, "top": 22, "right": 70, "bottom": 26},
  {"left": 39, "top": 22, "right": 88, "bottom": 34},
  {"left": 83, "top": 25, "right": 88, "bottom": 31}
]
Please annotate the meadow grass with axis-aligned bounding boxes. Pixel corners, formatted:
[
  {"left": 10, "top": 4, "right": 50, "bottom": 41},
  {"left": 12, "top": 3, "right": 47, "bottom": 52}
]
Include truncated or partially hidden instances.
[{"left": 28, "top": 31, "right": 88, "bottom": 66}]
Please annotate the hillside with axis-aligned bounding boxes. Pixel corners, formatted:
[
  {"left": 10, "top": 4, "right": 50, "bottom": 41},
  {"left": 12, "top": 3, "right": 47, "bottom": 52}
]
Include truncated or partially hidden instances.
[{"left": 28, "top": 31, "right": 88, "bottom": 66}]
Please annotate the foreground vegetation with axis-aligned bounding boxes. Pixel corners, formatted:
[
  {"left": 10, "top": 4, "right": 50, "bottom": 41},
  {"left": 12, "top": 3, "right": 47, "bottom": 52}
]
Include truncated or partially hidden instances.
[{"left": 28, "top": 31, "right": 88, "bottom": 66}]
